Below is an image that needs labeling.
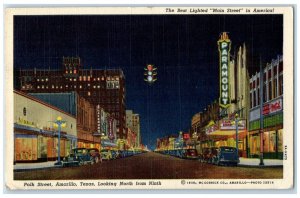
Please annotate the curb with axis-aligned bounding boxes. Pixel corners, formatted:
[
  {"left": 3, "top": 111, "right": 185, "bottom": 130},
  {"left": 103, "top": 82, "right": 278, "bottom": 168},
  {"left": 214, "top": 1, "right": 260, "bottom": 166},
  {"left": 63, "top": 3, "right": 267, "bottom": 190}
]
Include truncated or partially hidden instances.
[
  {"left": 237, "top": 164, "right": 283, "bottom": 168},
  {"left": 14, "top": 165, "right": 62, "bottom": 172}
]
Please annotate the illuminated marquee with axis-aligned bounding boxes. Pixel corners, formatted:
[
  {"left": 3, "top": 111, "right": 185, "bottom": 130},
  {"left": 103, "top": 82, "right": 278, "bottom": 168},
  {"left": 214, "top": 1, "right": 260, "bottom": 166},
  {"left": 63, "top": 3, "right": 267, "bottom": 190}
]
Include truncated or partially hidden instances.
[{"left": 218, "top": 32, "right": 231, "bottom": 108}]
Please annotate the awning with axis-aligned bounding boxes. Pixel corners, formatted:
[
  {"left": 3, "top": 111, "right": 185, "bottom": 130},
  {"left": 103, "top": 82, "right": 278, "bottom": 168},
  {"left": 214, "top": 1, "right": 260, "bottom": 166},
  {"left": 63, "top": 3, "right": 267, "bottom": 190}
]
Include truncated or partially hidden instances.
[
  {"left": 207, "top": 130, "right": 246, "bottom": 136},
  {"left": 101, "top": 140, "right": 117, "bottom": 147}
]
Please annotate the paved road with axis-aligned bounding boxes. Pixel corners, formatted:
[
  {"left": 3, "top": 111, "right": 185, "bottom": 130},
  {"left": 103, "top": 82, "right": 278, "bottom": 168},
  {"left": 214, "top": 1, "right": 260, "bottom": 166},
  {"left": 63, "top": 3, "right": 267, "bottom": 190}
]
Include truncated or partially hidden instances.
[{"left": 14, "top": 152, "right": 283, "bottom": 180}]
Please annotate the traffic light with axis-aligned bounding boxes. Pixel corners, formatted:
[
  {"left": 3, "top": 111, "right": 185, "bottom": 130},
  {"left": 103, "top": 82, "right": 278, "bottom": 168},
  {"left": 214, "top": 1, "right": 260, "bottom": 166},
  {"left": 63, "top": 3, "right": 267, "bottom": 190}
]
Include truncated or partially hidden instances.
[{"left": 144, "top": 64, "right": 157, "bottom": 84}]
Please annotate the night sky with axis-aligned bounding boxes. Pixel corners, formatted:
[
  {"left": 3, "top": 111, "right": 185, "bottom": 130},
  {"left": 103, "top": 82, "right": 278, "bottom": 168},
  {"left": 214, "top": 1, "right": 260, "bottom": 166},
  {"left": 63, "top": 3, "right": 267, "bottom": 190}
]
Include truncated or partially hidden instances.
[{"left": 13, "top": 15, "right": 283, "bottom": 150}]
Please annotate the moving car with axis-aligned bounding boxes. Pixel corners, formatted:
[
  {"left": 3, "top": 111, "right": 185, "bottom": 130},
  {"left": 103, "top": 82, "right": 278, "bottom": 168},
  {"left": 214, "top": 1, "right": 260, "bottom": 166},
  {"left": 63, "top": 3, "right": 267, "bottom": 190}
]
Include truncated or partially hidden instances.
[
  {"left": 62, "top": 148, "right": 94, "bottom": 167},
  {"left": 212, "top": 146, "right": 240, "bottom": 166}
]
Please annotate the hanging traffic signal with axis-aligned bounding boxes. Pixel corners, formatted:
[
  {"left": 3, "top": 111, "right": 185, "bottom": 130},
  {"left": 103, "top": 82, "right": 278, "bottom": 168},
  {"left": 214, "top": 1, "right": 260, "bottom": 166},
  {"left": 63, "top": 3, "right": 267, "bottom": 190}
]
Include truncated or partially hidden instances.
[{"left": 144, "top": 64, "right": 157, "bottom": 84}]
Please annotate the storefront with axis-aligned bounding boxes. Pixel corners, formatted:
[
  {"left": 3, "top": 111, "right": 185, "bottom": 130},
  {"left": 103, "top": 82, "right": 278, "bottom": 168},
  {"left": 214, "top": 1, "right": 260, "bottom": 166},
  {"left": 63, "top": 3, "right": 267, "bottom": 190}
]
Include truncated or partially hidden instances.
[
  {"left": 14, "top": 124, "right": 77, "bottom": 162},
  {"left": 14, "top": 91, "right": 77, "bottom": 163},
  {"left": 204, "top": 119, "right": 248, "bottom": 157},
  {"left": 248, "top": 97, "right": 283, "bottom": 159}
]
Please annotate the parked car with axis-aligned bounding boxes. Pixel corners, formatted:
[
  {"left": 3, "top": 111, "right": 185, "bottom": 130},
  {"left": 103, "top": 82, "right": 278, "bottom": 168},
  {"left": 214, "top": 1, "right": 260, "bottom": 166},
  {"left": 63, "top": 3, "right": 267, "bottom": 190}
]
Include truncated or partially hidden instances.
[
  {"left": 101, "top": 149, "right": 112, "bottom": 160},
  {"left": 212, "top": 146, "right": 240, "bottom": 166},
  {"left": 111, "top": 150, "right": 121, "bottom": 159},
  {"left": 199, "top": 147, "right": 211, "bottom": 163},
  {"left": 207, "top": 147, "right": 218, "bottom": 163},
  {"left": 180, "top": 149, "right": 199, "bottom": 159},
  {"left": 62, "top": 148, "right": 94, "bottom": 167},
  {"left": 87, "top": 148, "right": 101, "bottom": 163}
]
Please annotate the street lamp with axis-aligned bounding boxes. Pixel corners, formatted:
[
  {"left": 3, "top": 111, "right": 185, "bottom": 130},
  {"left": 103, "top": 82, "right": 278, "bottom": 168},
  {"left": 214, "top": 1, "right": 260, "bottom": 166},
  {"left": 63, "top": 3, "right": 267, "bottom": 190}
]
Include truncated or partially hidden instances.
[
  {"left": 235, "top": 113, "right": 239, "bottom": 160},
  {"left": 53, "top": 116, "right": 67, "bottom": 166}
]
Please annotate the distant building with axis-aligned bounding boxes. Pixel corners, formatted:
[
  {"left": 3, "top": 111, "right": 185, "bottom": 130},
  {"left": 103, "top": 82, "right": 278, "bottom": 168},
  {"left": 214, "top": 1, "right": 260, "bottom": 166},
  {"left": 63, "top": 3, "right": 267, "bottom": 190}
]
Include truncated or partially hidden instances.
[
  {"left": 16, "top": 57, "right": 126, "bottom": 139},
  {"left": 126, "top": 110, "right": 141, "bottom": 147},
  {"left": 248, "top": 55, "right": 283, "bottom": 159}
]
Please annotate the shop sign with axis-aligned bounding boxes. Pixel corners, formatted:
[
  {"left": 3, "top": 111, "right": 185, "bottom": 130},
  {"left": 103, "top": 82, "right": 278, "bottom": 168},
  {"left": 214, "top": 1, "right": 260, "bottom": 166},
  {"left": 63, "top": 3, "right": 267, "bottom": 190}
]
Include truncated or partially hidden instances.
[
  {"left": 220, "top": 119, "right": 246, "bottom": 130},
  {"left": 263, "top": 98, "right": 283, "bottom": 115},
  {"left": 96, "top": 105, "right": 101, "bottom": 134},
  {"left": 17, "top": 117, "right": 37, "bottom": 128},
  {"left": 218, "top": 32, "right": 231, "bottom": 109},
  {"left": 108, "top": 117, "right": 115, "bottom": 140},
  {"left": 249, "top": 108, "right": 260, "bottom": 121},
  {"left": 183, "top": 133, "right": 190, "bottom": 140},
  {"left": 205, "top": 124, "right": 218, "bottom": 135}
]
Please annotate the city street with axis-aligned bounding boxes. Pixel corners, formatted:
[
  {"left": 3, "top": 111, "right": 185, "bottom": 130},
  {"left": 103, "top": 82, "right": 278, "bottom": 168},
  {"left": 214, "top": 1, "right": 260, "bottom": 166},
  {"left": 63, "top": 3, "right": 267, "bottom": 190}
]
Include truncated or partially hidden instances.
[{"left": 14, "top": 152, "right": 283, "bottom": 180}]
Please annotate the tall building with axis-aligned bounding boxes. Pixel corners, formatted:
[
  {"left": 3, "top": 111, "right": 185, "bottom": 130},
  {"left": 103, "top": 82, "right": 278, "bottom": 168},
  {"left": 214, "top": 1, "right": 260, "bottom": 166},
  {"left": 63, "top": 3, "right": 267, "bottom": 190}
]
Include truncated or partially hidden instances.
[
  {"left": 126, "top": 110, "right": 141, "bottom": 147},
  {"left": 248, "top": 55, "right": 283, "bottom": 159},
  {"left": 16, "top": 57, "right": 126, "bottom": 139},
  {"left": 203, "top": 34, "right": 250, "bottom": 157}
]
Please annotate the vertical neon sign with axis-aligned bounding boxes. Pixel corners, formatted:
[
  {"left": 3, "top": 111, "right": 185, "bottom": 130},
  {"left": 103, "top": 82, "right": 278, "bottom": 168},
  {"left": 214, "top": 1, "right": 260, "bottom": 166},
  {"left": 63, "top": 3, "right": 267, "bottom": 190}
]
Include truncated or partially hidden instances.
[{"left": 218, "top": 32, "right": 231, "bottom": 109}]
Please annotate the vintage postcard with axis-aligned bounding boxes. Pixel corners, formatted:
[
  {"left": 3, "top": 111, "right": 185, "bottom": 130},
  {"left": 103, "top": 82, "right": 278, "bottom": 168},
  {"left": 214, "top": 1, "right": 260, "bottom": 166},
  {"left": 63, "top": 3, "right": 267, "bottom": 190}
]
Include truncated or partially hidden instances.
[{"left": 5, "top": 6, "right": 294, "bottom": 190}]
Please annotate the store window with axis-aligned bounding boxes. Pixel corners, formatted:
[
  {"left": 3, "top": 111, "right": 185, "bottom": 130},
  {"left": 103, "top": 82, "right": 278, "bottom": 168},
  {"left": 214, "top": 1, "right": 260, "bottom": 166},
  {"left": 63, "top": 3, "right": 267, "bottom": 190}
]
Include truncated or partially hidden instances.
[
  {"left": 268, "top": 80, "right": 272, "bottom": 101},
  {"left": 15, "top": 135, "right": 38, "bottom": 161},
  {"left": 250, "top": 92, "right": 253, "bottom": 108},
  {"left": 253, "top": 90, "right": 256, "bottom": 107},
  {"left": 274, "top": 78, "right": 278, "bottom": 98},
  {"left": 263, "top": 83, "right": 267, "bottom": 102},
  {"left": 279, "top": 74, "right": 283, "bottom": 96},
  {"left": 263, "top": 131, "right": 277, "bottom": 153},
  {"left": 250, "top": 134, "right": 260, "bottom": 155},
  {"left": 278, "top": 129, "right": 283, "bottom": 152}
]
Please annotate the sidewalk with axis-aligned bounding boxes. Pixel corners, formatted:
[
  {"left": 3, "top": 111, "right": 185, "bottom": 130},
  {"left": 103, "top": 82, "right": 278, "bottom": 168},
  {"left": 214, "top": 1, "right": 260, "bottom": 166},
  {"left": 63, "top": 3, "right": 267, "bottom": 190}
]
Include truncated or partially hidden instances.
[
  {"left": 238, "top": 157, "right": 283, "bottom": 167},
  {"left": 14, "top": 161, "right": 60, "bottom": 171}
]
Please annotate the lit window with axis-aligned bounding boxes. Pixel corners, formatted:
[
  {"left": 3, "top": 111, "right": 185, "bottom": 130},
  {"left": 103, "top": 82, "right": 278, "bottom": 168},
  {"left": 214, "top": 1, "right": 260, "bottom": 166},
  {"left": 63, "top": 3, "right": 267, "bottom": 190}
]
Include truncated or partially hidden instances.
[
  {"left": 97, "top": 77, "right": 100, "bottom": 81},
  {"left": 60, "top": 86, "right": 62, "bottom": 89},
  {"left": 79, "top": 85, "right": 82, "bottom": 89},
  {"left": 66, "top": 85, "right": 68, "bottom": 88},
  {"left": 101, "top": 77, "right": 104, "bottom": 81},
  {"left": 42, "top": 85, "right": 44, "bottom": 89},
  {"left": 37, "top": 79, "right": 40, "bottom": 82},
  {"left": 97, "top": 85, "right": 100, "bottom": 88},
  {"left": 83, "top": 76, "right": 86, "bottom": 81},
  {"left": 46, "top": 86, "right": 48, "bottom": 89},
  {"left": 94, "top": 78, "right": 96, "bottom": 81},
  {"left": 74, "top": 70, "right": 77, "bottom": 74},
  {"left": 70, "top": 78, "right": 72, "bottom": 81},
  {"left": 70, "top": 70, "right": 73, "bottom": 74},
  {"left": 88, "top": 91, "right": 91, "bottom": 96},
  {"left": 52, "top": 85, "right": 54, "bottom": 89},
  {"left": 88, "top": 76, "right": 91, "bottom": 81},
  {"left": 65, "top": 71, "right": 68, "bottom": 74},
  {"left": 74, "top": 85, "right": 76, "bottom": 88},
  {"left": 41, "top": 79, "right": 44, "bottom": 82},
  {"left": 37, "top": 86, "right": 40, "bottom": 89},
  {"left": 88, "top": 84, "right": 90, "bottom": 87},
  {"left": 22, "top": 86, "right": 25, "bottom": 89},
  {"left": 93, "top": 85, "right": 96, "bottom": 89},
  {"left": 79, "top": 76, "right": 82, "bottom": 81},
  {"left": 74, "top": 78, "right": 77, "bottom": 81},
  {"left": 45, "top": 78, "right": 48, "bottom": 81}
]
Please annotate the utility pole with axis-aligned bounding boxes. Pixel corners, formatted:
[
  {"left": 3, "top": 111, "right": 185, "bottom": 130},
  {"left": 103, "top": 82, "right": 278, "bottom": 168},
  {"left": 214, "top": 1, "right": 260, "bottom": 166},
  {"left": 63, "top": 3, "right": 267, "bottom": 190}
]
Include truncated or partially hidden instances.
[{"left": 259, "top": 57, "right": 264, "bottom": 166}]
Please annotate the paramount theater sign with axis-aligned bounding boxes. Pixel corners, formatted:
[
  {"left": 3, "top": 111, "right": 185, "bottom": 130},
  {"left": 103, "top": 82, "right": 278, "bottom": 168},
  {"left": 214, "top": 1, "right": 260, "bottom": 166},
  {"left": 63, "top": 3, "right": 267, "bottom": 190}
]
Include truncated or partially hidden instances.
[{"left": 218, "top": 32, "right": 231, "bottom": 109}]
